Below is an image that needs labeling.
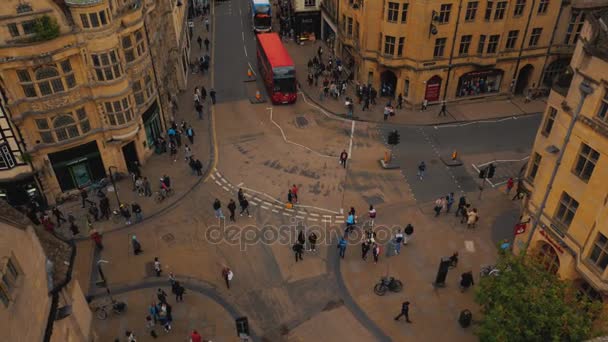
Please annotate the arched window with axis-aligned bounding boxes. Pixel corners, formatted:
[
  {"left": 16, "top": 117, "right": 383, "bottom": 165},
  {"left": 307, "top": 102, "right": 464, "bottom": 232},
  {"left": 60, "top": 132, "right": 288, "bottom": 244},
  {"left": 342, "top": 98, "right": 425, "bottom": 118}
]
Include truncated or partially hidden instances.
[
  {"left": 536, "top": 242, "right": 560, "bottom": 274},
  {"left": 53, "top": 115, "right": 79, "bottom": 141},
  {"left": 35, "top": 67, "right": 64, "bottom": 95}
]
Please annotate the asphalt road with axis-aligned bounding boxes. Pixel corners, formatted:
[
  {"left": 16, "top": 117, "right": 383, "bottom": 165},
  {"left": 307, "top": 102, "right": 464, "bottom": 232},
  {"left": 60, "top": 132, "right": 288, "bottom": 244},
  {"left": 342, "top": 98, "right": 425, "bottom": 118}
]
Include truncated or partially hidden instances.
[{"left": 381, "top": 114, "right": 542, "bottom": 203}]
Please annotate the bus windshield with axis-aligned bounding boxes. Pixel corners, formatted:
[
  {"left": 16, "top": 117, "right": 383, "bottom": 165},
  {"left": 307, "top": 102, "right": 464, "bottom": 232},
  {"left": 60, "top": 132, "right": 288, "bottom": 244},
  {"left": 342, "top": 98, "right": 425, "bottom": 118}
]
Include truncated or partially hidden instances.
[
  {"left": 254, "top": 15, "right": 271, "bottom": 28},
  {"left": 254, "top": 5, "right": 270, "bottom": 14},
  {"left": 273, "top": 77, "right": 296, "bottom": 93}
]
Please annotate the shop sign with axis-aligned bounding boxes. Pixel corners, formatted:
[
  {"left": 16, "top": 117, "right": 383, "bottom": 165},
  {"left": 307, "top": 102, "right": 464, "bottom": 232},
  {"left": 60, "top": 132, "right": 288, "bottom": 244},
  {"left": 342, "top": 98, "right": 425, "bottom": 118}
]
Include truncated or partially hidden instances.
[
  {"left": 539, "top": 229, "right": 564, "bottom": 254},
  {"left": 66, "top": 157, "right": 87, "bottom": 166},
  {"left": 514, "top": 222, "right": 527, "bottom": 235}
]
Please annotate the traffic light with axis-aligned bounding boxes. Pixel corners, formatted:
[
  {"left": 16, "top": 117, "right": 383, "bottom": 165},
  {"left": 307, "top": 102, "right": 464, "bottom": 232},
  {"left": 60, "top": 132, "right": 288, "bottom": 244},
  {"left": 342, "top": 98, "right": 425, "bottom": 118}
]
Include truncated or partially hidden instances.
[
  {"left": 478, "top": 167, "right": 487, "bottom": 179},
  {"left": 487, "top": 164, "right": 496, "bottom": 178},
  {"left": 387, "top": 130, "right": 400, "bottom": 146}
]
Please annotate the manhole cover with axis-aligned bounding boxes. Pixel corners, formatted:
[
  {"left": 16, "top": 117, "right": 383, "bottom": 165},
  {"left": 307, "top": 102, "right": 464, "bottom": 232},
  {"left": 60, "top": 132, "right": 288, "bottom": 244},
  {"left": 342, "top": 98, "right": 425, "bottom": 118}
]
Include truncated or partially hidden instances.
[
  {"left": 295, "top": 116, "right": 309, "bottom": 128},
  {"left": 161, "top": 233, "right": 175, "bottom": 242}
]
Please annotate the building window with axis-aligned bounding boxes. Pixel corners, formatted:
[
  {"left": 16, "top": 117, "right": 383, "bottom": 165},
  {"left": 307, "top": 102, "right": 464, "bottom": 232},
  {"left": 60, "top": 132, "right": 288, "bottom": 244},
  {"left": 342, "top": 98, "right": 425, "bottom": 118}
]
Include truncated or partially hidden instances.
[
  {"left": 484, "top": 1, "right": 493, "bottom": 20},
  {"left": 434, "top": 38, "right": 447, "bottom": 57},
  {"left": 104, "top": 98, "right": 134, "bottom": 126},
  {"left": 505, "top": 30, "right": 519, "bottom": 49},
  {"left": 465, "top": 1, "right": 478, "bottom": 21},
  {"left": 36, "top": 108, "right": 89, "bottom": 143},
  {"left": 133, "top": 71, "right": 155, "bottom": 106},
  {"left": 573, "top": 143, "right": 599, "bottom": 182},
  {"left": 122, "top": 29, "right": 147, "bottom": 63},
  {"left": 537, "top": 0, "right": 549, "bottom": 14},
  {"left": 92, "top": 50, "right": 122, "bottom": 81},
  {"left": 387, "top": 2, "right": 399, "bottom": 22},
  {"left": 384, "top": 35, "right": 396, "bottom": 55},
  {"left": 401, "top": 3, "right": 408, "bottom": 23},
  {"left": 528, "top": 152, "right": 541, "bottom": 181},
  {"left": 487, "top": 34, "right": 499, "bottom": 53},
  {"left": 0, "top": 257, "right": 21, "bottom": 307},
  {"left": 589, "top": 233, "right": 608, "bottom": 272},
  {"left": 554, "top": 192, "right": 579, "bottom": 228},
  {"left": 16, "top": 4, "right": 33, "bottom": 14},
  {"left": 354, "top": 20, "right": 359, "bottom": 40},
  {"left": 397, "top": 37, "right": 405, "bottom": 56},
  {"left": 304, "top": 0, "right": 316, "bottom": 6},
  {"left": 578, "top": 281, "right": 603, "bottom": 303},
  {"left": 347, "top": 17, "right": 353, "bottom": 36},
  {"left": 564, "top": 11, "right": 585, "bottom": 45},
  {"left": 529, "top": 27, "right": 542, "bottom": 46},
  {"left": 459, "top": 35, "right": 472, "bottom": 55},
  {"left": 514, "top": 0, "right": 526, "bottom": 16},
  {"left": 536, "top": 243, "right": 560, "bottom": 274},
  {"left": 7, "top": 23, "right": 19, "bottom": 37},
  {"left": 477, "top": 35, "right": 486, "bottom": 54},
  {"left": 17, "top": 60, "right": 76, "bottom": 98},
  {"left": 598, "top": 90, "right": 608, "bottom": 121},
  {"left": 21, "top": 20, "right": 36, "bottom": 35},
  {"left": 541, "top": 107, "right": 557, "bottom": 136},
  {"left": 494, "top": 1, "right": 507, "bottom": 20},
  {"left": 438, "top": 4, "right": 452, "bottom": 23},
  {"left": 342, "top": 15, "right": 346, "bottom": 31},
  {"left": 80, "top": 13, "right": 90, "bottom": 28},
  {"left": 404, "top": 79, "right": 410, "bottom": 97},
  {"left": 0, "top": 145, "right": 16, "bottom": 170}
]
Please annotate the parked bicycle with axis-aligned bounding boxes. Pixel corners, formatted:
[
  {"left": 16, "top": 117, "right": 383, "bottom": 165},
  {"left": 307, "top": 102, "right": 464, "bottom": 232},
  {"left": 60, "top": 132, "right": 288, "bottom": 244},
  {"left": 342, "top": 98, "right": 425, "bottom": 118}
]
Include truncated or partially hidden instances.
[
  {"left": 374, "top": 276, "right": 403, "bottom": 296},
  {"left": 480, "top": 265, "right": 500, "bottom": 277},
  {"left": 154, "top": 188, "right": 174, "bottom": 204},
  {"left": 90, "top": 298, "right": 127, "bottom": 320}
]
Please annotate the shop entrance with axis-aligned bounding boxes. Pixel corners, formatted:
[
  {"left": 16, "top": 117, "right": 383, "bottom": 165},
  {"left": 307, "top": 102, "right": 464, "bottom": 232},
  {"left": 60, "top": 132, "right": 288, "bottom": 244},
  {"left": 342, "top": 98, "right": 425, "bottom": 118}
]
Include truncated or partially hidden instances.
[
  {"left": 380, "top": 70, "right": 397, "bottom": 97},
  {"left": 49, "top": 141, "right": 106, "bottom": 191},
  {"left": 122, "top": 141, "right": 139, "bottom": 172},
  {"left": 515, "top": 64, "right": 534, "bottom": 95},
  {"left": 424, "top": 75, "right": 442, "bottom": 102}
]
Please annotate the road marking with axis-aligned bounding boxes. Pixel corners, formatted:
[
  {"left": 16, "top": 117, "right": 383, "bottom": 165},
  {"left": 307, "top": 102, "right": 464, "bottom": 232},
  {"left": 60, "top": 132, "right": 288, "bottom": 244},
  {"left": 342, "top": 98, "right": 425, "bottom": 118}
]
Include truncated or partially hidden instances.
[
  {"left": 247, "top": 62, "right": 257, "bottom": 76},
  {"left": 215, "top": 171, "right": 223, "bottom": 178},
  {"left": 271, "top": 209, "right": 279, "bottom": 213},
  {"left": 434, "top": 116, "right": 523, "bottom": 129},
  {"left": 348, "top": 120, "right": 355, "bottom": 159},
  {"left": 476, "top": 156, "right": 530, "bottom": 168},
  {"left": 222, "top": 186, "right": 230, "bottom": 192},
  {"left": 308, "top": 218, "right": 318, "bottom": 222},
  {"left": 243, "top": 45, "right": 248, "bottom": 57},
  {"left": 274, "top": 204, "right": 284, "bottom": 209},
  {"left": 210, "top": 174, "right": 216, "bottom": 180},
  {"left": 261, "top": 205, "right": 271, "bottom": 209},
  {"left": 297, "top": 211, "right": 307, "bottom": 216},
  {"left": 215, "top": 180, "right": 222, "bottom": 186},
  {"left": 283, "top": 212, "right": 291, "bottom": 217},
  {"left": 250, "top": 202, "right": 258, "bottom": 206},
  {"left": 242, "top": 31, "right": 245, "bottom": 41},
  {"left": 465, "top": 240, "right": 476, "bottom": 252},
  {"left": 296, "top": 215, "right": 305, "bottom": 220},
  {"left": 220, "top": 178, "right": 228, "bottom": 183},
  {"left": 309, "top": 213, "right": 319, "bottom": 217}
]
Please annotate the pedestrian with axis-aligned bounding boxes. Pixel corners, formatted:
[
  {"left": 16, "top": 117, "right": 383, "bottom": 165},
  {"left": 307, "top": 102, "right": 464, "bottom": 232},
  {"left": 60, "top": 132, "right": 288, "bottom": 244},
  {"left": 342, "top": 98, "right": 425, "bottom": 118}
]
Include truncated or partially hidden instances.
[
  {"left": 194, "top": 159, "right": 203, "bottom": 176},
  {"left": 126, "top": 331, "right": 137, "bottom": 342},
  {"left": 368, "top": 205, "right": 376, "bottom": 227},
  {"left": 132, "top": 202, "right": 143, "bottom": 223},
  {"left": 190, "top": 330, "right": 203, "bottom": 342},
  {"left": 213, "top": 198, "right": 224, "bottom": 219},
  {"left": 417, "top": 161, "right": 426, "bottom": 180},
  {"left": 237, "top": 188, "right": 245, "bottom": 202},
  {"left": 440, "top": 196, "right": 448, "bottom": 213},
  {"left": 184, "top": 144, "right": 193, "bottom": 162},
  {"left": 90, "top": 229, "right": 103, "bottom": 250},
  {"left": 456, "top": 195, "right": 467, "bottom": 218},
  {"left": 293, "top": 242, "right": 304, "bottom": 262},
  {"left": 168, "top": 272, "right": 176, "bottom": 286},
  {"left": 174, "top": 281, "right": 185, "bottom": 302},
  {"left": 438, "top": 100, "right": 447, "bottom": 116},
  {"left": 339, "top": 149, "right": 348, "bottom": 168},
  {"left": 434, "top": 197, "right": 443, "bottom": 217},
  {"left": 372, "top": 243, "right": 380, "bottom": 263},
  {"left": 145, "top": 314, "right": 157, "bottom": 338},
  {"left": 403, "top": 223, "right": 414, "bottom": 245},
  {"left": 291, "top": 184, "right": 299, "bottom": 203},
  {"left": 68, "top": 214, "right": 79, "bottom": 236},
  {"left": 197, "top": 35, "right": 202, "bottom": 49},
  {"left": 397, "top": 93, "right": 403, "bottom": 109},
  {"left": 287, "top": 189, "right": 293, "bottom": 204},
  {"left": 394, "top": 230, "right": 404, "bottom": 254},
  {"left": 80, "top": 187, "right": 88, "bottom": 208},
  {"left": 506, "top": 177, "right": 514, "bottom": 194},
  {"left": 131, "top": 235, "right": 143, "bottom": 255},
  {"left": 227, "top": 199, "right": 237, "bottom": 222},
  {"left": 338, "top": 237, "right": 347, "bottom": 258},
  {"left": 209, "top": 88, "right": 216, "bottom": 104},
  {"left": 394, "top": 301, "right": 412, "bottom": 323},
  {"left": 222, "top": 267, "right": 233, "bottom": 289},
  {"left": 120, "top": 203, "right": 132, "bottom": 225},
  {"left": 467, "top": 208, "right": 479, "bottom": 229},
  {"left": 345, "top": 212, "right": 355, "bottom": 234},
  {"left": 460, "top": 204, "right": 471, "bottom": 224},
  {"left": 459, "top": 271, "right": 474, "bottom": 292},
  {"left": 196, "top": 102, "right": 204, "bottom": 120},
  {"left": 143, "top": 177, "right": 152, "bottom": 197},
  {"left": 239, "top": 197, "right": 251, "bottom": 217},
  {"left": 157, "top": 288, "right": 167, "bottom": 304},
  {"left": 154, "top": 257, "right": 162, "bottom": 277},
  {"left": 186, "top": 126, "right": 195, "bottom": 144},
  {"left": 308, "top": 232, "right": 317, "bottom": 252},
  {"left": 446, "top": 192, "right": 455, "bottom": 213},
  {"left": 205, "top": 17, "right": 209, "bottom": 31},
  {"left": 298, "top": 229, "right": 305, "bottom": 246},
  {"left": 204, "top": 37, "right": 210, "bottom": 51},
  {"left": 361, "top": 240, "right": 370, "bottom": 260},
  {"left": 421, "top": 98, "right": 428, "bottom": 111},
  {"left": 345, "top": 96, "right": 354, "bottom": 117},
  {"left": 149, "top": 302, "right": 159, "bottom": 324},
  {"left": 201, "top": 86, "right": 207, "bottom": 101},
  {"left": 52, "top": 206, "right": 66, "bottom": 227}
]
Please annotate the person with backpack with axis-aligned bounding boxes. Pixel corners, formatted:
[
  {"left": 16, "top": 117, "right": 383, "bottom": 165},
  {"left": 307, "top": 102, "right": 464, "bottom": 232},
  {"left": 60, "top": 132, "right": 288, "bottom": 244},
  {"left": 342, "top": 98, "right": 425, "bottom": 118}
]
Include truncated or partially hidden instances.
[
  {"left": 345, "top": 213, "right": 355, "bottom": 234},
  {"left": 404, "top": 224, "right": 414, "bottom": 245},
  {"left": 372, "top": 243, "right": 380, "bottom": 264},
  {"left": 394, "top": 230, "right": 404, "bottom": 254},
  {"left": 459, "top": 271, "right": 474, "bottom": 292},
  {"left": 131, "top": 235, "right": 143, "bottom": 255},
  {"left": 338, "top": 237, "right": 347, "bottom": 259}
]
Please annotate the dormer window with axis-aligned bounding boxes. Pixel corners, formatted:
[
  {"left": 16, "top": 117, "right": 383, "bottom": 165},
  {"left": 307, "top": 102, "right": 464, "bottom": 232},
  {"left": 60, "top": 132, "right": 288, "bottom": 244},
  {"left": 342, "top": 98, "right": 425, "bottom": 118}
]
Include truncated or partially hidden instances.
[
  {"left": 79, "top": 10, "right": 110, "bottom": 29},
  {"left": 16, "top": 3, "right": 33, "bottom": 14}
]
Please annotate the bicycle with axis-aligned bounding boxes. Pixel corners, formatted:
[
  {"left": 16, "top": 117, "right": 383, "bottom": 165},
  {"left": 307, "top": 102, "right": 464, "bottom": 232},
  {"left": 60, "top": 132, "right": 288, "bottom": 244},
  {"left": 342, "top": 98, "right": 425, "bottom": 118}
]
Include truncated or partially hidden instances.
[
  {"left": 155, "top": 188, "right": 174, "bottom": 204},
  {"left": 374, "top": 276, "right": 403, "bottom": 296},
  {"left": 480, "top": 265, "right": 500, "bottom": 277},
  {"left": 90, "top": 298, "right": 127, "bottom": 320}
]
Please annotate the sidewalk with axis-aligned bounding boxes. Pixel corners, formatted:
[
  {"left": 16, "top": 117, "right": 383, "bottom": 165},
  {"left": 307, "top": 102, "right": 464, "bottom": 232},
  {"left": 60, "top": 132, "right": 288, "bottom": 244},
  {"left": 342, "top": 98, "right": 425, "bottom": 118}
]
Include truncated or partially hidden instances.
[
  {"left": 285, "top": 40, "right": 547, "bottom": 125},
  {"left": 56, "top": 17, "right": 215, "bottom": 241}
]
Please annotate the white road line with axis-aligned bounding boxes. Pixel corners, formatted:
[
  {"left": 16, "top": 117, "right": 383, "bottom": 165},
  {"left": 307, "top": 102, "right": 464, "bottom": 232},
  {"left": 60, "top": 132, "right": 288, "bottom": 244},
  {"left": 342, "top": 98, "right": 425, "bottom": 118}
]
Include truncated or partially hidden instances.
[
  {"left": 298, "top": 91, "right": 351, "bottom": 122},
  {"left": 465, "top": 240, "right": 476, "bottom": 252},
  {"left": 267, "top": 107, "right": 334, "bottom": 158},
  {"left": 296, "top": 215, "right": 305, "bottom": 220},
  {"left": 309, "top": 213, "right": 319, "bottom": 217},
  {"left": 247, "top": 62, "right": 257, "bottom": 76},
  {"left": 335, "top": 216, "right": 344, "bottom": 220},
  {"left": 308, "top": 217, "right": 318, "bottom": 222},
  {"left": 250, "top": 202, "right": 258, "bottom": 206},
  {"left": 476, "top": 156, "right": 530, "bottom": 168},
  {"left": 282, "top": 212, "right": 291, "bottom": 217},
  {"left": 215, "top": 171, "right": 223, "bottom": 178},
  {"left": 210, "top": 174, "right": 216, "bottom": 180},
  {"left": 220, "top": 178, "right": 228, "bottom": 183},
  {"left": 222, "top": 186, "right": 230, "bottom": 192},
  {"left": 297, "top": 211, "right": 307, "bottom": 216},
  {"left": 242, "top": 32, "right": 245, "bottom": 41},
  {"left": 321, "top": 219, "right": 331, "bottom": 223},
  {"left": 261, "top": 205, "right": 271, "bottom": 209},
  {"left": 348, "top": 120, "right": 355, "bottom": 159},
  {"left": 215, "top": 180, "right": 222, "bottom": 186},
  {"left": 434, "top": 116, "right": 518, "bottom": 129},
  {"left": 271, "top": 209, "right": 279, "bottom": 213},
  {"left": 274, "top": 204, "right": 284, "bottom": 209}
]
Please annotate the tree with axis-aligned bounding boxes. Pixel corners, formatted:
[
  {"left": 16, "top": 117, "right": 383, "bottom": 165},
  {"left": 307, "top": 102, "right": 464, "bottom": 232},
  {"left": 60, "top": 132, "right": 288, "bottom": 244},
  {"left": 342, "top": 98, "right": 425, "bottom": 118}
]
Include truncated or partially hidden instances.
[
  {"left": 475, "top": 252, "right": 604, "bottom": 342},
  {"left": 33, "top": 15, "right": 60, "bottom": 42}
]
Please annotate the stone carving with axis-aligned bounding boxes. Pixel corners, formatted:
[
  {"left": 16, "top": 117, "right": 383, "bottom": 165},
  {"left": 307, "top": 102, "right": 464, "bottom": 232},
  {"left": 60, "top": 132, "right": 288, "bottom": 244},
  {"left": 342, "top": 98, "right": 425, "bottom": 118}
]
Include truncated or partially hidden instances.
[{"left": 29, "top": 89, "right": 82, "bottom": 112}]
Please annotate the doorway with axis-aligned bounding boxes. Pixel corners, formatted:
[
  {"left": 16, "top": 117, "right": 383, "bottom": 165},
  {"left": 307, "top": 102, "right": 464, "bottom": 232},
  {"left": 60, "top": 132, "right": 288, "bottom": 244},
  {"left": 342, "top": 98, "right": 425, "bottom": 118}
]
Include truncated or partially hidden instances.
[
  {"left": 122, "top": 141, "right": 139, "bottom": 172},
  {"left": 380, "top": 70, "right": 397, "bottom": 97},
  {"left": 515, "top": 64, "right": 534, "bottom": 95},
  {"left": 425, "top": 75, "right": 442, "bottom": 102}
]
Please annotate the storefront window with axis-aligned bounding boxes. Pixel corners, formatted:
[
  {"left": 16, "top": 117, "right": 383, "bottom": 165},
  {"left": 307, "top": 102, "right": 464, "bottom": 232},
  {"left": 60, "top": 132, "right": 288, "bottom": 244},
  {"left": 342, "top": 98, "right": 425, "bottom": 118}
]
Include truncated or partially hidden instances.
[
  {"left": 456, "top": 69, "right": 503, "bottom": 97},
  {"left": 35, "top": 108, "right": 91, "bottom": 143},
  {"left": 17, "top": 59, "right": 76, "bottom": 98},
  {"left": 104, "top": 97, "right": 134, "bottom": 126}
]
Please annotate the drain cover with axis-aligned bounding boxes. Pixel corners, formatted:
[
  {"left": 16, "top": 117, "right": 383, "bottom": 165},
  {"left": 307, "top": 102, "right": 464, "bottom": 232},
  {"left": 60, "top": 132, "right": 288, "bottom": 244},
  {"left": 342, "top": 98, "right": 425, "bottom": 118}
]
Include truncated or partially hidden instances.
[{"left": 295, "top": 116, "right": 309, "bottom": 128}]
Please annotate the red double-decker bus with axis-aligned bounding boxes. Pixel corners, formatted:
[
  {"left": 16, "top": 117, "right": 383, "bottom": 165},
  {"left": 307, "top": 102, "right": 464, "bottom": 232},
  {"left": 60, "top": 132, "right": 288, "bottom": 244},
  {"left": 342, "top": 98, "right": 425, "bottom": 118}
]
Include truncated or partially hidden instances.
[{"left": 256, "top": 33, "right": 297, "bottom": 104}]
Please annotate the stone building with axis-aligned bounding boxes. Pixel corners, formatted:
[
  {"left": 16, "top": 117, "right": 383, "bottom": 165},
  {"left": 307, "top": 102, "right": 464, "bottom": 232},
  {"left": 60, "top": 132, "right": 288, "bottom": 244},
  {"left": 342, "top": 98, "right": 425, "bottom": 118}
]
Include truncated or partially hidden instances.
[
  {"left": 514, "top": 1, "right": 608, "bottom": 307},
  {"left": 336, "top": 0, "right": 583, "bottom": 106},
  {"left": 0, "top": 200, "right": 91, "bottom": 341},
  {"left": 0, "top": 0, "right": 190, "bottom": 204},
  {"left": 292, "top": 0, "right": 322, "bottom": 40}
]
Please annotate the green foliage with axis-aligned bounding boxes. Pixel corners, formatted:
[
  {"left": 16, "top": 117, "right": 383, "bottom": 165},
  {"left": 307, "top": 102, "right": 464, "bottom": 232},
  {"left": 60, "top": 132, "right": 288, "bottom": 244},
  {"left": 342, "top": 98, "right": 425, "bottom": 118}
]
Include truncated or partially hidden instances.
[
  {"left": 474, "top": 252, "right": 604, "bottom": 342},
  {"left": 33, "top": 15, "right": 60, "bottom": 42}
]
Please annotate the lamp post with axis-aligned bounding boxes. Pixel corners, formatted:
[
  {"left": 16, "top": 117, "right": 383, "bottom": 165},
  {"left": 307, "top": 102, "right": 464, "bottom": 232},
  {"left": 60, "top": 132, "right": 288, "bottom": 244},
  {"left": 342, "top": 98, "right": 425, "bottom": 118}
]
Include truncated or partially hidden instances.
[
  {"left": 108, "top": 166, "right": 121, "bottom": 207},
  {"left": 96, "top": 259, "right": 112, "bottom": 298}
]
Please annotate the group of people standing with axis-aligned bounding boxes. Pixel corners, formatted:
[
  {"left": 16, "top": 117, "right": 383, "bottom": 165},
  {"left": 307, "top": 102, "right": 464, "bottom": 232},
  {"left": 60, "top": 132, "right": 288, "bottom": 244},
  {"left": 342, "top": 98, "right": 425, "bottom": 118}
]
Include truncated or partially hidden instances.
[{"left": 214, "top": 188, "right": 252, "bottom": 221}]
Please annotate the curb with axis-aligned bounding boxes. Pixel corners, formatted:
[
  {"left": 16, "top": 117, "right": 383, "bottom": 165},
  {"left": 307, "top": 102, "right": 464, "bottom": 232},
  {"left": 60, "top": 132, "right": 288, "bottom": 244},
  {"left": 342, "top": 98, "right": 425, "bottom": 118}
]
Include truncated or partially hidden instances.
[{"left": 299, "top": 87, "right": 542, "bottom": 127}]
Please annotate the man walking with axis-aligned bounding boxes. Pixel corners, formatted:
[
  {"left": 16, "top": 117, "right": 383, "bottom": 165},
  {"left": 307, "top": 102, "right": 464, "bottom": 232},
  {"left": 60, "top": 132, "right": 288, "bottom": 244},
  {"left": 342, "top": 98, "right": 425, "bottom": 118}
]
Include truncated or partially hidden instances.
[
  {"left": 291, "top": 184, "right": 299, "bottom": 203},
  {"left": 361, "top": 240, "right": 370, "bottom": 260},
  {"left": 205, "top": 17, "right": 210, "bottom": 32},
  {"left": 204, "top": 37, "right": 210, "bottom": 51},
  {"left": 213, "top": 199, "right": 224, "bottom": 219},
  {"left": 154, "top": 257, "right": 162, "bottom": 277},
  {"left": 308, "top": 232, "right": 318, "bottom": 252},
  {"left": 339, "top": 150, "right": 348, "bottom": 168},
  {"left": 394, "top": 230, "right": 404, "bottom": 254},
  {"left": 143, "top": 177, "right": 152, "bottom": 197},
  {"left": 239, "top": 197, "right": 251, "bottom": 217},
  {"left": 222, "top": 267, "right": 233, "bottom": 289},
  {"left": 227, "top": 199, "right": 237, "bottom": 222},
  {"left": 293, "top": 242, "right": 304, "bottom": 262},
  {"left": 132, "top": 235, "right": 143, "bottom": 255},
  {"left": 132, "top": 202, "right": 143, "bottom": 223},
  {"left": 209, "top": 88, "right": 216, "bottom": 104},
  {"left": 338, "top": 237, "right": 347, "bottom": 259},
  {"left": 186, "top": 126, "right": 195, "bottom": 144},
  {"left": 438, "top": 100, "right": 447, "bottom": 116},
  {"left": 174, "top": 282, "right": 185, "bottom": 302},
  {"left": 197, "top": 36, "right": 202, "bottom": 49},
  {"left": 417, "top": 161, "right": 426, "bottom": 180},
  {"left": 394, "top": 301, "right": 412, "bottom": 323}
]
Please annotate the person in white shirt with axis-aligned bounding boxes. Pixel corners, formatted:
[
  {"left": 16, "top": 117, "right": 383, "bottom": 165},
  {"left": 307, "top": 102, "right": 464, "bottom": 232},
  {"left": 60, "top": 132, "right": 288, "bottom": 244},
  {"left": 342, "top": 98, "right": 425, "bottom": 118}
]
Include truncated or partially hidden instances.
[{"left": 368, "top": 205, "right": 377, "bottom": 227}]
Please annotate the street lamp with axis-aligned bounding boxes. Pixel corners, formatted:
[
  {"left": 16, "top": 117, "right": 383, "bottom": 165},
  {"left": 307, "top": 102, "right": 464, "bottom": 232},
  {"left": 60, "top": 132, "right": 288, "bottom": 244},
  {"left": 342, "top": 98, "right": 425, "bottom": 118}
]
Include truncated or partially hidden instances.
[
  {"left": 107, "top": 166, "right": 121, "bottom": 207},
  {"left": 96, "top": 259, "right": 112, "bottom": 297}
]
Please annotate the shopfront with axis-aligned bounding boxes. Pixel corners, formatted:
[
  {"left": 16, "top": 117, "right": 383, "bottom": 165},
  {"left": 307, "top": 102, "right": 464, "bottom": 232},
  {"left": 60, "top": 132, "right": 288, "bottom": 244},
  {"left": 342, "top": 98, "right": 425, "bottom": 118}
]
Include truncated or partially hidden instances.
[
  {"left": 0, "top": 175, "right": 43, "bottom": 207},
  {"left": 143, "top": 100, "right": 162, "bottom": 149},
  {"left": 49, "top": 141, "right": 106, "bottom": 191},
  {"left": 321, "top": 10, "right": 337, "bottom": 46},
  {"left": 294, "top": 11, "right": 321, "bottom": 41},
  {"left": 424, "top": 75, "right": 442, "bottom": 102},
  {"left": 456, "top": 69, "right": 504, "bottom": 97}
]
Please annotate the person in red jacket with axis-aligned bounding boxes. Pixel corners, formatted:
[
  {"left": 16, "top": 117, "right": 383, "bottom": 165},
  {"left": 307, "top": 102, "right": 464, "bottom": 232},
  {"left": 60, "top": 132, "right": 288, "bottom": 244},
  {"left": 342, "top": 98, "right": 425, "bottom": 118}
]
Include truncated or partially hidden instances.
[
  {"left": 90, "top": 229, "right": 103, "bottom": 250},
  {"left": 190, "top": 330, "right": 202, "bottom": 342}
]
